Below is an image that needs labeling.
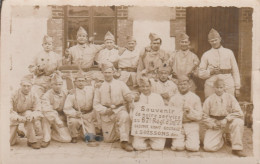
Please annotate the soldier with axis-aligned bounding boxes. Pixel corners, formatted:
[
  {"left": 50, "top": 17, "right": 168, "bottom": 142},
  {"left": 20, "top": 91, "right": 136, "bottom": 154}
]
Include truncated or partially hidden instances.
[
  {"left": 41, "top": 71, "right": 72, "bottom": 147},
  {"left": 137, "top": 33, "right": 170, "bottom": 83},
  {"left": 150, "top": 64, "right": 178, "bottom": 106},
  {"left": 117, "top": 36, "right": 140, "bottom": 90},
  {"left": 63, "top": 70, "right": 97, "bottom": 145},
  {"left": 93, "top": 62, "right": 134, "bottom": 152},
  {"left": 169, "top": 75, "right": 202, "bottom": 152},
  {"left": 169, "top": 33, "right": 200, "bottom": 92},
  {"left": 10, "top": 75, "right": 43, "bottom": 149},
  {"left": 202, "top": 78, "right": 246, "bottom": 157},
  {"left": 132, "top": 77, "right": 166, "bottom": 151},
  {"left": 67, "top": 26, "right": 105, "bottom": 70},
  {"left": 95, "top": 31, "right": 119, "bottom": 68},
  {"left": 29, "top": 35, "right": 62, "bottom": 98},
  {"left": 199, "top": 28, "right": 240, "bottom": 98}
]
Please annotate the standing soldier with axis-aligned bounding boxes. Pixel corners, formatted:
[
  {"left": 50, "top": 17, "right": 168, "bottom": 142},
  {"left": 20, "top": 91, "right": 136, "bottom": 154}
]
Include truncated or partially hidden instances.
[
  {"left": 63, "top": 70, "right": 97, "bottom": 145},
  {"left": 198, "top": 28, "right": 240, "bottom": 98},
  {"left": 169, "top": 33, "right": 200, "bottom": 92},
  {"left": 137, "top": 33, "right": 170, "bottom": 83},
  {"left": 95, "top": 31, "right": 119, "bottom": 68},
  {"left": 202, "top": 78, "right": 246, "bottom": 157},
  {"left": 150, "top": 64, "right": 178, "bottom": 106},
  {"left": 169, "top": 76, "right": 202, "bottom": 152},
  {"left": 93, "top": 62, "right": 134, "bottom": 152},
  {"left": 41, "top": 71, "right": 72, "bottom": 148},
  {"left": 117, "top": 36, "right": 140, "bottom": 90},
  {"left": 29, "top": 35, "right": 62, "bottom": 98},
  {"left": 10, "top": 75, "right": 43, "bottom": 149},
  {"left": 67, "top": 26, "right": 104, "bottom": 70},
  {"left": 132, "top": 77, "right": 166, "bottom": 151}
]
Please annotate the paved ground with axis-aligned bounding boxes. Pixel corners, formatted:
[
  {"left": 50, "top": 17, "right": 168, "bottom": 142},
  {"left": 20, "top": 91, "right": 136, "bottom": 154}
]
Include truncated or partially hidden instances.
[{"left": 10, "top": 127, "right": 253, "bottom": 159}]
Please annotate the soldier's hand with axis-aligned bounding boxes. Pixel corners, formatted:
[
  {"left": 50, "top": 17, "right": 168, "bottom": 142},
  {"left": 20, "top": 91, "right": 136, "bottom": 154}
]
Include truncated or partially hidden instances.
[
  {"left": 26, "top": 115, "right": 33, "bottom": 122},
  {"left": 128, "top": 103, "right": 135, "bottom": 111},
  {"left": 133, "top": 92, "right": 140, "bottom": 102},
  {"left": 18, "top": 116, "right": 26, "bottom": 123},
  {"left": 105, "top": 108, "right": 114, "bottom": 116},
  {"left": 183, "top": 106, "right": 190, "bottom": 114},
  {"left": 212, "top": 124, "right": 221, "bottom": 130},
  {"left": 75, "top": 111, "right": 82, "bottom": 118},
  {"left": 235, "top": 89, "right": 240, "bottom": 98},
  {"left": 161, "top": 93, "right": 170, "bottom": 99},
  {"left": 220, "top": 119, "right": 227, "bottom": 129},
  {"left": 210, "top": 68, "right": 220, "bottom": 75}
]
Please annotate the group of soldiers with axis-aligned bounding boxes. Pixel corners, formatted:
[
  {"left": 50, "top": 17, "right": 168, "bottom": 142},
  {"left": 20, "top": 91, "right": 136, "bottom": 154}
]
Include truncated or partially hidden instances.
[{"left": 10, "top": 26, "right": 246, "bottom": 157}]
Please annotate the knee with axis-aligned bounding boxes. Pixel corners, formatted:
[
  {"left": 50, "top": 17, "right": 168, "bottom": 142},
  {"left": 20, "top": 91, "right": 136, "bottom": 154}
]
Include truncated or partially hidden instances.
[
  {"left": 171, "top": 145, "right": 185, "bottom": 151},
  {"left": 186, "top": 145, "right": 200, "bottom": 152},
  {"left": 119, "top": 111, "right": 130, "bottom": 123},
  {"left": 203, "top": 140, "right": 219, "bottom": 152}
]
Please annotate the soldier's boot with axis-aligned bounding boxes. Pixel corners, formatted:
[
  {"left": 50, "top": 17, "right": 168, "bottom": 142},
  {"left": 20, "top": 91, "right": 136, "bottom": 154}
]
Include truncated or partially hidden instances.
[
  {"left": 41, "top": 141, "right": 50, "bottom": 148},
  {"left": 121, "top": 141, "right": 134, "bottom": 152},
  {"left": 71, "top": 137, "right": 77, "bottom": 143},
  {"left": 17, "top": 129, "right": 25, "bottom": 138},
  {"left": 232, "top": 150, "right": 247, "bottom": 157},
  {"left": 27, "top": 142, "right": 41, "bottom": 149}
]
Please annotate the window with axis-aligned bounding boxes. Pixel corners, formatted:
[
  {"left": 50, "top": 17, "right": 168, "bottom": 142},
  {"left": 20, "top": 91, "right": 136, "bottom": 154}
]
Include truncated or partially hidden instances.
[{"left": 64, "top": 6, "right": 117, "bottom": 48}]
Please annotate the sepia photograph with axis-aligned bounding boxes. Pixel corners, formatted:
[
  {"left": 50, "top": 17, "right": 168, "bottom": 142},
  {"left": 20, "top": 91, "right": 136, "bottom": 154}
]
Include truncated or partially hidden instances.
[{"left": 1, "top": 0, "right": 260, "bottom": 163}]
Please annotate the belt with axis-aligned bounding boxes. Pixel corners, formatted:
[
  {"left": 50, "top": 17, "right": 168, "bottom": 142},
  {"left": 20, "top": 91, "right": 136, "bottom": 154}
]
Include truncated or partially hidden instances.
[
  {"left": 103, "top": 104, "right": 124, "bottom": 109},
  {"left": 80, "top": 109, "right": 93, "bottom": 114},
  {"left": 210, "top": 115, "right": 226, "bottom": 120},
  {"left": 219, "top": 69, "right": 232, "bottom": 74},
  {"left": 120, "top": 67, "right": 137, "bottom": 72}
]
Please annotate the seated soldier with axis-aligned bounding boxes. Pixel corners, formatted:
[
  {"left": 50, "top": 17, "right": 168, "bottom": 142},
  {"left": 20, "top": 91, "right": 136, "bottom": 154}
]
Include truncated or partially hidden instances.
[
  {"left": 41, "top": 71, "right": 72, "bottom": 148},
  {"left": 150, "top": 64, "right": 178, "bottom": 106},
  {"left": 169, "top": 75, "right": 202, "bottom": 152},
  {"left": 202, "top": 78, "right": 246, "bottom": 157},
  {"left": 132, "top": 77, "right": 166, "bottom": 151},
  {"left": 63, "top": 70, "right": 98, "bottom": 146},
  {"left": 93, "top": 62, "right": 134, "bottom": 152},
  {"left": 10, "top": 75, "right": 43, "bottom": 149}
]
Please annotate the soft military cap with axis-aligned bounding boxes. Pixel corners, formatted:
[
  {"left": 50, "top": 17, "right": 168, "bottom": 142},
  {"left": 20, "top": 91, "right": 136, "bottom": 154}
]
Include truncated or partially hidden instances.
[
  {"left": 77, "top": 26, "right": 88, "bottom": 36},
  {"left": 42, "top": 35, "right": 53, "bottom": 43},
  {"left": 21, "top": 74, "right": 33, "bottom": 85},
  {"left": 179, "top": 32, "right": 189, "bottom": 41},
  {"left": 51, "top": 71, "right": 63, "bottom": 84},
  {"left": 104, "top": 31, "right": 115, "bottom": 41},
  {"left": 149, "top": 33, "right": 161, "bottom": 42},
  {"left": 208, "top": 28, "right": 221, "bottom": 40}
]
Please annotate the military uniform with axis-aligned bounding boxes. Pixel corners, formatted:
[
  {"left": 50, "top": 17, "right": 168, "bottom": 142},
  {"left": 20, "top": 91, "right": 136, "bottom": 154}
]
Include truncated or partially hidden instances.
[
  {"left": 10, "top": 75, "right": 43, "bottom": 146},
  {"left": 132, "top": 92, "right": 166, "bottom": 151},
  {"left": 118, "top": 36, "right": 140, "bottom": 90},
  {"left": 169, "top": 51, "right": 199, "bottom": 92},
  {"left": 202, "top": 92, "right": 244, "bottom": 152},
  {"left": 137, "top": 33, "right": 170, "bottom": 83},
  {"left": 93, "top": 66, "right": 132, "bottom": 143},
  {"left": 169, "top": 91, "right": 202, "bottom": 151},
  {"left": 29, "top": 36, "right": 62, "bottom": 98},
  {"left": 198, "top": 29, "right": 240, "bottom": 97},
  {"left": 64, "top": 86, "right": 96, "bottom": 138},
  {"left": 41, "top": 73, "right": 71, "bottom": 143}
]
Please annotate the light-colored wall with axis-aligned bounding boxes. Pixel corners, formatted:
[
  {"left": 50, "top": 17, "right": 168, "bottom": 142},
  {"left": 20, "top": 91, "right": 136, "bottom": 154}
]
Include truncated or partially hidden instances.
[{"left": 8, "top": 6, "right": 51, "bottom": 91}]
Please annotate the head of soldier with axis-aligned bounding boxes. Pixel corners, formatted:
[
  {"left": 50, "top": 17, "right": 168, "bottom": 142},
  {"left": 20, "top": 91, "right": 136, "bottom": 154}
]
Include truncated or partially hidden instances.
[
  {"left": 77, "top": 27, "right": 88, "bottom": 45},
  {"left": 104, "top": 31, "right": 115, "bottom": 50},
  {"left": 74, "top": 71, "right": 86, "bottom": 89},
  {"left": 102, "top": 62, "right": 115, "bottom": 82},
  {"left": 42, "top": 35, "right": 53, "bottom": 53},
  {"left": 208, "top": 28, "right": 222, "bottom": 49},
  {"left": 126, "top": 36, "right": 136, "bottom": 51},
  {"left": 214, "top": 78, "right": 225, "bottom": 96},
  {"left": 139, "top": 77, "right": 152, "bottom": 96},
  {"left": 51, "top": 73, "right": 63, "bottom": 94},
  {"left": 158, "top": 64, "right": 171, "bottom": 83},
  {"left": 179, "top": 33, "right": 190, "bottom": 51},
  {"left": 177, "top": 75, "right": 190, "bottom": 95},
  {"left": 149, "top": 33, "right": 162, "bottom": 51},
  {"left": 20, "top": 75, "right": 33, "bottom": 95}
]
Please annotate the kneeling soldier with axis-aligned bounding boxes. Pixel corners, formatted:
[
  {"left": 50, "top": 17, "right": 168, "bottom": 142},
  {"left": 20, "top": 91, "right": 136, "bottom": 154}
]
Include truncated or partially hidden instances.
[
  {"left": 93, "top": 62, "right": 134, "bottom": 152},
  {"left": 41, "top": 72, "right": 72, "bottom": 147},
  {"left": 202, "top": 78, "right": 246, "bottom": 157},
  {"left": 64, "top": 71, "right": 97, "bottom": 145},
  {"left": 10, "top": 75, "right": 43, "bottom": 149},
  {"left": 132, "top": 76, "right": 166, "bottom": 151},
  {"left": 169, "top": 75, "right": 202, "bottom": 151}
]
